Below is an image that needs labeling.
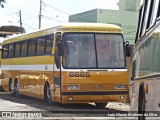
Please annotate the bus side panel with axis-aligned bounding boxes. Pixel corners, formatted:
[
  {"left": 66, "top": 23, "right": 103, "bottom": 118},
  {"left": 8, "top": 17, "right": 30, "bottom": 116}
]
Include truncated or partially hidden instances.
[
  {"left": 1, "top": 78, "right": 9, "bottom": 91},
  {"left": 1, "top": 56, "right": 54, "bottom": 100},
  {"left": 1, "top": 70, "right": 11, "bottom": 92},
  {"left": 154, "top": 79, "right": 160, "bottom": 111},
  {"left": 145, "top": 80, "right": 154, "bottom": 111}
]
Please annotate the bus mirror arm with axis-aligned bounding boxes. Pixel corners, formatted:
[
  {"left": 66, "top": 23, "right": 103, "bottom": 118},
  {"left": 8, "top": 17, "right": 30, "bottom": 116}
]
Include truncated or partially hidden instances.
[
  {"left": 58, "top": 42, "right": 63, "bottom": 56},
  {"left": 125, "top": 41, "right": 130, "bottom": 57}
]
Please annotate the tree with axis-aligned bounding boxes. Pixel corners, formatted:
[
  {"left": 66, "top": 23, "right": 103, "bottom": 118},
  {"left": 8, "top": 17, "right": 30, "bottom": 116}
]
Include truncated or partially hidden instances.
[{"left": 0, "top": 0, "right": 6, "bottom": 8}]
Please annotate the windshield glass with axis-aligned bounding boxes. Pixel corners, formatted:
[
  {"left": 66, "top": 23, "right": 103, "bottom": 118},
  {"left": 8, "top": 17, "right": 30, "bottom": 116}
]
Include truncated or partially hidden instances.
[
  {"left": 96, "top": 34, "right": 125, "bottom": 68},
  {"left": 62, "top": 33, "right": 125, "bottom": 69}
]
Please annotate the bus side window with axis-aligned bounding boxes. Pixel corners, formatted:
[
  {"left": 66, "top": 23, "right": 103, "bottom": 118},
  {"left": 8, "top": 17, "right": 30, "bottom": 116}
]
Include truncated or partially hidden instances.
[
  {"left": 14, "top": 42, "right": 21, "bottom": 57},
  {"left": 149, "top": 0, "right": 159, "bottom": 27},
  {"left": 157, "top": 1, "right": 160, "bottom": 18},
  {"left": 2, "top": 45, "right": 9, "bottom": 58},
  {"left": 20, "top": 41, "right": 28, "bottom": 57},
  {"left": 36, "top": 36, "right": 45, "bottom": 55},
  {"left": 45, "top": 34, "right": 54, "bottom": 55},
  {"left": 28, "top": 38, "right": 36, "bottom": 56},
  {"left": 8, "top": 43, "right": 14, "bottom": 58}
]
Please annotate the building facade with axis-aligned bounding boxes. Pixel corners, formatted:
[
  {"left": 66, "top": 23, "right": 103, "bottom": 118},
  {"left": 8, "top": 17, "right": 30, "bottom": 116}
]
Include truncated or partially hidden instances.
[{"left": 69, "top": 0, "right": 140, "bottom": 44}]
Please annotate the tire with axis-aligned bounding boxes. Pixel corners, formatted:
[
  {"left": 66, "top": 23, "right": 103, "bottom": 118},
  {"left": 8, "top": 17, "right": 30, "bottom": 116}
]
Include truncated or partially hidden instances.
[
  {"left": 44, "top": 82, "right": 52, "bottom": 105},
  {"left": 0, "top": 86, "right": 2, "bottom": 92},
  {"left": 14, "top": 80, "right": 19, "bottom": 97},
  {"left": 9, "top": 79, "right": 12, "bottom": 92},
  {"left": 95, "top": 102, "right": 108, "bottom": 109},
  {"left": 138, "top": 82, "right": 145, "bottom": 120}
]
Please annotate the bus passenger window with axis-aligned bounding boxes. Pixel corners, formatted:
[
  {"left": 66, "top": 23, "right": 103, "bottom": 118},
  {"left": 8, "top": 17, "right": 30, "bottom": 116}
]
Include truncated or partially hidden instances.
[
  {"left": 36, "top": 36, "right": 45, "bottom": 55},
  {"left": 8, "top": 43, "right": 14, "bottom": 58},
  {"left": 15, "top": 42, "right": 21, "bottom": 57},
  {"left": 28, "top": 39, "right": 36, "bottom": 56},
  {"left": 2, "top": 45, "right": 9, "bottom": 58},
  {"left": 45, "top": 34, "right": 53, "bottom": 55},
  {"left": 20, "top": 41, "right": 28, "bottom": 57}
]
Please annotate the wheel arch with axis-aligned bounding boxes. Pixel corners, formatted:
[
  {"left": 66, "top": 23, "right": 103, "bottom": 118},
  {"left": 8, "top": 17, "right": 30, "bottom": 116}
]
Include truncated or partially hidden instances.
[{"left": 44, "top": 80, "right": 51, "bottom": 98}]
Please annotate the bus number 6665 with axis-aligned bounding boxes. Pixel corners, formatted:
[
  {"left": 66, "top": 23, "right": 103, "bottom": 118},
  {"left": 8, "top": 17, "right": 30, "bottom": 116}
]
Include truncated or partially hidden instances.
[{"left": 69, "top": 72, "right": 90, "bottom": 77}]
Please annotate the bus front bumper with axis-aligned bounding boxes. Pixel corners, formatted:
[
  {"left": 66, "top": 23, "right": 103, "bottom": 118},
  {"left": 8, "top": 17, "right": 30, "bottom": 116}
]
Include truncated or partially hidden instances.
[{"left": 61, "top": 91, "right": 128, "bottom": 103}]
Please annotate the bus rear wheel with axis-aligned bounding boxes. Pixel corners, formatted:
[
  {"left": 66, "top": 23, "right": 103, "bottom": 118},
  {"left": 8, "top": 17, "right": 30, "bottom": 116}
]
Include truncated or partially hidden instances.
[
  {"left": 9, "top": 79, "right": 12, "bottom": 92},
  {"left": 138, "top": 82, "right": 145, "bottom": 120},
  {"left": 95, "top": 103, "right": 108, "bottom": 109},
  {"left": 14, "top": 80, "right": 19, "bottom": 97},
  {"left": 44, "top": 82, "right": 52, "bottom": 105}
]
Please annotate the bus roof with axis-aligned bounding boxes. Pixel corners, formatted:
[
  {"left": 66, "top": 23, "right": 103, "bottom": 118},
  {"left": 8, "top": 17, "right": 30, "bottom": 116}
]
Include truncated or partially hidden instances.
[{"left": 3, "top": 23, "right": 122, "bottom": 44}]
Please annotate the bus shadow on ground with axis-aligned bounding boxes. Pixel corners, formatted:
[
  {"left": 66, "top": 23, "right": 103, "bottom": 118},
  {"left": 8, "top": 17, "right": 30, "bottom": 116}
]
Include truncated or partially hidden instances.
[{"left": 0, "top": 92, "right": 128, "bottom": 115}]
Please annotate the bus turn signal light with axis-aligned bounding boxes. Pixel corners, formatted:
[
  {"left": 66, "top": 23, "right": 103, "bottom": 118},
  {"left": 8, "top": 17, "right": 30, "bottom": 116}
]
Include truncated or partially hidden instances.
[
  {"left": 63, "top": 85, "right": 80, "bottom": 90},
  {"left": 144, "top": 84, "right": 148, "bottom": 94}
]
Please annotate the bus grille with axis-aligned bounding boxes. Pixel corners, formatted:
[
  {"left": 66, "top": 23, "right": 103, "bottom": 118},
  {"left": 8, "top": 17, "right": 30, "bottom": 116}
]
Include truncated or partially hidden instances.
[{"left": 80, "top": 84, "right": 115, "bottom": 91}]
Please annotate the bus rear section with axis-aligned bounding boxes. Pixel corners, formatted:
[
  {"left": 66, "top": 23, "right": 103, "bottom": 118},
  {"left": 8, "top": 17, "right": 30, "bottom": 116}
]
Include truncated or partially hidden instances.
[{"left": 54, "top": 31, "right": 129, "bottom": 107}]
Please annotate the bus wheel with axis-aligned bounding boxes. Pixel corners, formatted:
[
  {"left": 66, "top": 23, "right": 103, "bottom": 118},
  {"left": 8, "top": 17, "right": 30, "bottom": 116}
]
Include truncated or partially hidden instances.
[
  {"left": 138, "top": 82, "right": 145, "bottom": 120},
  {"left": 44, "top": 82, "right": 52, "bottom": 105},
  {"left": 14, "top": 80, "right": 19, "bottom": 97},
  {"left": 9, "top": 79, "right": 12, "bottom": 92},
  {"left": 95, "top": 103, "right": 108, "bottom": 109}
]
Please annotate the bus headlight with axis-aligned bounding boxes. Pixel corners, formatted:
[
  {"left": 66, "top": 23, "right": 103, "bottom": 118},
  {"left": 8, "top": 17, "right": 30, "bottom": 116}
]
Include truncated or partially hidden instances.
[
  {"left": 67, "top": 85, "right": 80, "bottom": 90},
  {"left": 115, "top": 84, "right": 126, "bottom": 89}
]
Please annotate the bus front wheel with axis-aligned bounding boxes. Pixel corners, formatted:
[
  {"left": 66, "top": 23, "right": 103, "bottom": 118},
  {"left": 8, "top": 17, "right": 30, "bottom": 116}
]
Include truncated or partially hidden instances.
[
  {"left": 44, "top": 82, "right": 52, "bottom": 105},
  {"left": 95, "top": 103, "right": 108, "bottom": 109}
]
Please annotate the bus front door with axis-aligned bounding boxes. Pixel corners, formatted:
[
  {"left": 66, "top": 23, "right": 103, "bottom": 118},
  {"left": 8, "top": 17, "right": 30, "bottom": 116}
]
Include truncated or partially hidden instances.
[
  {"left": 53, "top": 32, "right": 62, "bottom": 103},
  {"left": 53, "top": 70, "right": 61, "bottom": 103}
]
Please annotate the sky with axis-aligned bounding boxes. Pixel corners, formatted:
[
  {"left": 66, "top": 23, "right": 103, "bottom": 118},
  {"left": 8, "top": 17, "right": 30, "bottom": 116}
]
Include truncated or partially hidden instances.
[{"left": 0, "top": 0, "right": 119, "bottom": 32}]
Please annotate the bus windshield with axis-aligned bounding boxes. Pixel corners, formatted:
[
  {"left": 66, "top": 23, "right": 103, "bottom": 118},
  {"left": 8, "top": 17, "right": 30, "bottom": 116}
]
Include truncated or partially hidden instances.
[{"left": 62, "top": 33, "right": 125, "bottom": 69}]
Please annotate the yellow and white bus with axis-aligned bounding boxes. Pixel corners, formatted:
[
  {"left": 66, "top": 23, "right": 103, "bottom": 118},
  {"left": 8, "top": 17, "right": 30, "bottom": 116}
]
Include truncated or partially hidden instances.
[
  {"left": 130, "top": 0, "right": 160, "bottom": 117},
  {"left": 1, "top": 23, "right": 129, "bottom": 108}
]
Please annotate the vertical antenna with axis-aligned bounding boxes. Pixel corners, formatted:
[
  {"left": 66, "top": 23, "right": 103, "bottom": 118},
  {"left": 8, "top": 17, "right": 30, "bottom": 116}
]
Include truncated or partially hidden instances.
[
  {"left": 19, "top": 10, "right": 22, "bottom": 27},
  {"left": 39, "top": 0, "right": 42, "bottom": 29}
]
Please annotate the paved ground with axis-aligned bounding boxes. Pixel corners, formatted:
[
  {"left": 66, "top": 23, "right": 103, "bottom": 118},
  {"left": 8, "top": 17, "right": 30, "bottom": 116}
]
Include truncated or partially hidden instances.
[{"left": 0, "top": 92, "right": 137, "bottom": 120}]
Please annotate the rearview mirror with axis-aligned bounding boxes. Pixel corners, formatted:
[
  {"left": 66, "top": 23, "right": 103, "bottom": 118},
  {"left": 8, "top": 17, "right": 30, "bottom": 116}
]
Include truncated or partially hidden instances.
[
  {"left": 58, "top": 42, "right": 63, "bottom": 56},
  {"left": 125, "top": 41, "right": 130, "bottom": 57}
]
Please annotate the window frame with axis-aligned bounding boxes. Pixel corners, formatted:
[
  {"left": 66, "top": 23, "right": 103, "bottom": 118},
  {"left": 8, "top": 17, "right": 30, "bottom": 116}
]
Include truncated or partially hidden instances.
[
  {"left": 141, "top": 0, "right": 152, "bottom": 34},
  {"left": 28, "top": 38, "right": 36, "bottom": 56},
  {"left": 45, "top": 34, "right": 54, "bottom": 55},
  {"left": 20, "top": 40, "right": 28, "bottom": 57},
  {"left": 149, "top": 0, "right": 160, "bottom": 28},
  {"left": 157, "top": 0, "right": 160, "bottom": 20},
  {"left": 14, "top": 42, "right": 21, "bottom": 58},
  {"left": 2, "top": 44, "right": 9, "bottom": 59},
  {"left": 138, "top": 4, "right": 145, "bottom": 40},
  {"left": 36, "top": 36, "right": 46, "bottom": 55},
  {"left": 8, "top": 43, "right": 15, "bottom": 58}
]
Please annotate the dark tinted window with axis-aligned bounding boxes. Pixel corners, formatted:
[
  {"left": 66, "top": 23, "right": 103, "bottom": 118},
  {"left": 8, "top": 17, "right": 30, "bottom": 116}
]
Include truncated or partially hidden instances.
[
  {"left": 2, "top": 45, "right": 9, "bottom": 58},
  {"left": 157, "top": 1, "right": 160, "bottom": 18},
  {"left": 8, "top": 43, "right": 14, "bottom": 58},
  {"left": 28, "top": 39, "right": 36, "bottom": 56},
  {"left": 149, "top": 0, "right": 159, "bottom": 27},
  {"left": 139, "top": 5, "right": 145, "bottom": 39},
  {"left": 45, "top": 34, "right": 54, "bottom": 54},
  {"left": 142, "top": 0, "right": 151, "bottom": 33},
  {"left": 15, "top": 42, "right": 21, "bottom": 57},
  {"left": 36, "top": 36, "right": 45, "bottom": 55},
  {"left": 21, "top": 41, "right": 28, "bottom": 57}
]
